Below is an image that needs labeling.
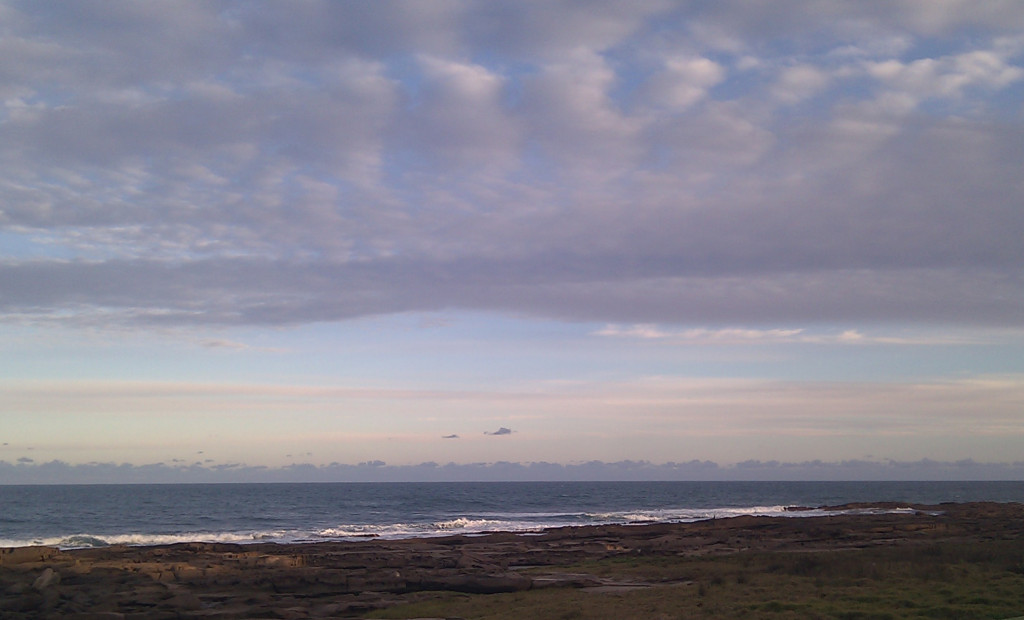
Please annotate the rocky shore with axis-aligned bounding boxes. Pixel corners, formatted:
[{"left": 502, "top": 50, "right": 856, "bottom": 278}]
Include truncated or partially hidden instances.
[{"left": 2, "top": 502, "right": 1023, "bottom": 619}]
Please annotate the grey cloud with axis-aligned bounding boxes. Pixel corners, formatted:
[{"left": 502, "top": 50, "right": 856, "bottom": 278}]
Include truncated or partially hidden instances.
[
  {"left": 442, "top": 434, "right": 459, "bottom": 439},
  {"left": 403, "top": 56, "right": 521, "bottom": 168},
  {"left": 233, "top": 2, "right": 467, "bottom": 60},
  {"left": 485, "top": 427, "right": 513, "bottom": 436},
  {"left": 1, "top": 64, "right": 394, "bottom": 188},
  {"left": 458, "top": 0, "right": 671, "bottom": 59},
  {"left": 234, "top": 1, "right": 669, "bottom": 62},
  {"left": 0, "top": 255, "right": 1021, "bottom": 328},
  {"left": 4, "top": 1, "right": 233, "bottom": 88},
  {"left": 200, "top": 339, "right": 248, "bottom": 350},
  {"left": 683, "top": 1, "right": 1024, "bottom": 46},
  {"left": 1, "top": 2, "right": 1023, "bottom": 328},
  {"left": 4, "top": 458, "right": 1024, "bottom": 484}
]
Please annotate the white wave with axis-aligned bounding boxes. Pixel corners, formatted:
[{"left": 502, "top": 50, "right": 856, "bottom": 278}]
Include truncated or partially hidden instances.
[
  {"left": 0, "top": 530, "right": 298, "bottom": 550},
  {"left": 315, "top": 524, "right": 410, "bottom": 539},
  {"left": 581, "top": 504, "right": 935, "bottom": 525},
  {"left": 612, "top": 512, "right": 662, "bottom": 523},
  {"left": 824, "top": 506, "right": 937, "bottom": 516},
  {"left": 315, "top": 517, "right": 535, "bottom": 540},
  {"left": 475, "top": 511, "right": 589, "bottom": 519},
  {"left": 432, "top": 517, "right": 504, "bottom": 531},
  {"left": 1, "top": 506, "right": 931, "bottom": 550},
  {"left": 584, "top": 505, "right": 797, "bottom": 524}
]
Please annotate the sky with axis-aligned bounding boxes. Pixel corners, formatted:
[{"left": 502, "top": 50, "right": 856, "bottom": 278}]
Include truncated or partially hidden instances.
[{"left": 1, "top": 1, "right": 1023, "bottom": 482}]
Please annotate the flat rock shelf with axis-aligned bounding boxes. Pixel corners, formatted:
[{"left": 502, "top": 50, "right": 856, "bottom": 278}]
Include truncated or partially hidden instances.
[{"left": 2, "top": 502, "right": 1024, "bottom": 619}]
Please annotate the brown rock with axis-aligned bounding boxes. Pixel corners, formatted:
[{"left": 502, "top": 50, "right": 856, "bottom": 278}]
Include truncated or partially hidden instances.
[{"left": 0, "top": 546, "right": 60, "bottom": 566}]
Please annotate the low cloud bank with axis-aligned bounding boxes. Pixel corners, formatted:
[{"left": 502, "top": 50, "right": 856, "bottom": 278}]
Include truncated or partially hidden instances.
[{"left": 2, "top": 458, "right": 1023, "bottom": 484}]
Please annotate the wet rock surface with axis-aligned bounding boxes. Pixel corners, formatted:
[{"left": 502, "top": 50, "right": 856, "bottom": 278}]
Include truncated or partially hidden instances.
[{"left": 1, "top": 502, "right": 1022, "bottom": 618}]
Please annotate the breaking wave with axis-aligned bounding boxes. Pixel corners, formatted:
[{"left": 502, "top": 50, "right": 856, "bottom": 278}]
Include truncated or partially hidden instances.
[
  {"left": 0, "top": 504, "right": 930, "bottom": 550},
  {"left": 3, "top": 480, "right": 987, "bottom": 550}
]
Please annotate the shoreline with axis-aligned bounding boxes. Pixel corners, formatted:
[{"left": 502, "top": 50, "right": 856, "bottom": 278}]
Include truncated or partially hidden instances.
[
  {"left": 3, "top": 502, "right": 1024, "bottom": 618},
  {"left": 0, "top": 502, "right": 950, "bottom": 552}
]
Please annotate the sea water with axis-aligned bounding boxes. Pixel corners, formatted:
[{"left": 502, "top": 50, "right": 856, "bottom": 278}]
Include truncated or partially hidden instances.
[{"left": 2, "top": 480, "right": 1022, "bottom": 549}]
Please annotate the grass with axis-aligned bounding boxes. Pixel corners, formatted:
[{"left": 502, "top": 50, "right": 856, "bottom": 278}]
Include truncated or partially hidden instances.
[{"left": 366, "top": 539, "right": 1024, "bottom": 619}]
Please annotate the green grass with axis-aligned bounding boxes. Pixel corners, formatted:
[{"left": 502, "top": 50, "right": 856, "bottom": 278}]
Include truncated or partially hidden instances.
[{"left": 366, "top": 539, "right": 1024, "bottom": 619}]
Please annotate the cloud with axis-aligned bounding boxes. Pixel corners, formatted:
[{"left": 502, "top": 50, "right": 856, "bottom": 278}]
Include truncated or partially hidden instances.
[
  {"left": 442, "top": 434, "right": 460, "bottom": 439},
  {"left": 6, "top": 373, "right": 1021, "bottom": 468},
  {"left": 3, "top": 457, "right": 1024, "bottom": 483},
  {"left": 197, "top": 338, "right": 285, "bottom": 353},
  {"left": 865, "top": 49, "right": 1024, "bottom": 103},
  {"left": 596, "top": 325, "right": 806, "bottom": 343},
  {"left": 199, "top": 339, "right": 250, "bottom": 350},
  {"left": 644, "top": 56, "right": 726, "bottom": 109},
  {"left": 409, "top": 55, "right": 519, "bottom": 167},
  {"left": 771, "top": 64, "right": 830, "bottom": 104},
  {"left": 0, "top": 2, "right": 1022, "bottom": 331},
  {"left": 593, "top": 325, "right": 983, "bottom": 346}
]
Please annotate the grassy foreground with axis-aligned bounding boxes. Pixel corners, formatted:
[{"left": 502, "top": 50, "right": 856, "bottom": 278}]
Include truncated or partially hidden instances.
[{"left": 369, "top": 539, "right": 1024, "bottom": 620}]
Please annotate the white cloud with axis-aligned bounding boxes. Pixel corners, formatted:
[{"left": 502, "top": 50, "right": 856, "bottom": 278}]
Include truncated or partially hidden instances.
[
  {"left": 595, "top": 324, "right": 670, "bottom": 339},
  {"left": 596, "top": 325, "right": 805, "bottom": 344},
  {"left": 595, "top": 325, "right": 985, "bottom": 346},
  {"left": 771, "top": 64, "right": 830, "bottom": 104},
  {"left": 645, "top": 56, "right": 725, "bottom": 109},
  {"left": 523, "top": 48, "right": 645, "bottom": 177},
  {"left": 866, "top": 48, "right": 1024, "bottom": 103},
  {"left": 410, "top": 55, "right": 520, "bottom": 167}
]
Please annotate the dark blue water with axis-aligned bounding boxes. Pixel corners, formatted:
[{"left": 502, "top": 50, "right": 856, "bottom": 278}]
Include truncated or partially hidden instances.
[{"left": 2, "top": 481, "right": 1022, "bottom": 549}]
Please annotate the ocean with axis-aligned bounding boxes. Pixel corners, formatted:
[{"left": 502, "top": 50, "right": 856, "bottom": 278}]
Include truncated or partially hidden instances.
[{"left": 2, "top": 480, "right": 1022, "bottom": 550}]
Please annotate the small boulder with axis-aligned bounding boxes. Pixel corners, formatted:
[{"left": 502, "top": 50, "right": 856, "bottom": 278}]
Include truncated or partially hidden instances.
[{"left": 32, "top": 567, "right": 61, "bottom": 590}]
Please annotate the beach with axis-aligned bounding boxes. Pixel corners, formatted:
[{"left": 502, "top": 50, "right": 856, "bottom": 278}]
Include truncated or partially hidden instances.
[{"left": 3, "top": 501, "right": 1023, "bottom": 618}]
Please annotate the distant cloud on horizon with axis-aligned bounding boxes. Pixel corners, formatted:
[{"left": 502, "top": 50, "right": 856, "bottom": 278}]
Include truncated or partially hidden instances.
[
  {"left": 3, "top": 458, "right": 1024, "bottom": 485},
  {"left": 485, "top": 427, "right": 513, "bottom": 436}
]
